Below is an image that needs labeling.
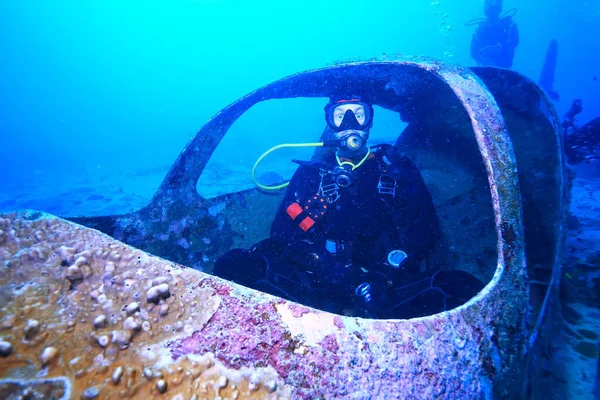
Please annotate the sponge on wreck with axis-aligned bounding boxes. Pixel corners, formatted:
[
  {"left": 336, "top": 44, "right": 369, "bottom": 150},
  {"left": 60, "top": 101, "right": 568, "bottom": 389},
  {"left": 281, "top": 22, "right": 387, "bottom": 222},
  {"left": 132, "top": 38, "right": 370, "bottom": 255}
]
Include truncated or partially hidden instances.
[{"left": 0, "top": 212, "right": 290, "bottom": 399}]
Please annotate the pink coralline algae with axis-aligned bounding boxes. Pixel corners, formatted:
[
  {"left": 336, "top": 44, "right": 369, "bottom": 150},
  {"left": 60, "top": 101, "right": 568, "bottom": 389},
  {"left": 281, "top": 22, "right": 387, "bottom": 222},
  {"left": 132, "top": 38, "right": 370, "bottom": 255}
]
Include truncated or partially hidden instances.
[
  {"left": 1, "top": 211, "right": 530, "bottom": 399},
  {"left": 289, "top": 304, "right": 311, "bottom": 318}
]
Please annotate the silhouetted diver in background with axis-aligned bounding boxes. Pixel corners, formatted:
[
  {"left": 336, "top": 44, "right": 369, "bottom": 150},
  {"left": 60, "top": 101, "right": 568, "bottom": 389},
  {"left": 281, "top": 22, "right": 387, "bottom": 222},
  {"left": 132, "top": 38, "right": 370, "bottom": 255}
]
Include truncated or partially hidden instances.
[
  {"left": 562, "top": 99, "right": 600, "bottom": 164},
  {"left": 467, "top": 0, "right": 519, "bottom": 68}
]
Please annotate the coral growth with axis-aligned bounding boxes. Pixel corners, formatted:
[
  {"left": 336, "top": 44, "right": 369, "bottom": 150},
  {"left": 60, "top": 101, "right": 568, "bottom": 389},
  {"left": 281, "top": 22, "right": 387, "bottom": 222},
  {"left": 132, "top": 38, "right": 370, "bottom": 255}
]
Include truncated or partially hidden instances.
[
  {"left": 0, "top": 212, "right": 288, "bottom": 399},
  {"left": 0, "top": 211, "right": 527, "bottom": 399}
]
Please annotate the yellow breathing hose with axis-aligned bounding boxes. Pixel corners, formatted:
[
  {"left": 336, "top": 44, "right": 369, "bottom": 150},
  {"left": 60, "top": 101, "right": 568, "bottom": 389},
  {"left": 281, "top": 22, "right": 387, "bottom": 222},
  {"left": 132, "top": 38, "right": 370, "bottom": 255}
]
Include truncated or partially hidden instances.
[
  {"left": 252, "top": 142, "right": 324, "bottom": 190},
  {"left": 336, "top": 147, "right": 371, "bottom": 170}
]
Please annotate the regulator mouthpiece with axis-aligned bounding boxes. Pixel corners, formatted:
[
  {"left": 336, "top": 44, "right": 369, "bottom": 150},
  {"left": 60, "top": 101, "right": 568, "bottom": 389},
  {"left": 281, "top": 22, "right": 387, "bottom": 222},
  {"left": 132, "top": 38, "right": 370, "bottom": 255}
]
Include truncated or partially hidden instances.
[{"left": 337, "top": 130, "right": 367, "bottom": 153}]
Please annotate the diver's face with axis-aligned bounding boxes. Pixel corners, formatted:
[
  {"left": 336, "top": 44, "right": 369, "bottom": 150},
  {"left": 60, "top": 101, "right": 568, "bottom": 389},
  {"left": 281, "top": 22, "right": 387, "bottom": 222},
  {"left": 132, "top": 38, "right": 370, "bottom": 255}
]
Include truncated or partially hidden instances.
[
  {"left": 332, "top": 104, "right": 367, "bottom": 128},
  {"left": 485, "top": 5, "right": 501, "bottom": 21}
]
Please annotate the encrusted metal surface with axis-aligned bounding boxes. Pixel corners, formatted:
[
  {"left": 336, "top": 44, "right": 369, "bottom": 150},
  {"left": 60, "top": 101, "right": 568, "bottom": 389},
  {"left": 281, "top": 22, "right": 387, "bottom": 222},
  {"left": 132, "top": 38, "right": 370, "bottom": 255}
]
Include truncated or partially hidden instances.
[
  {"left": 471, "top": 67, "right": 569, "bottom": 398},
  {"left": 2, "top": 208, "right": 521, "bottom": 399},
  {"left": 1, "top": 59, "right": 566, "bottom": 399},
  {"left": 0, "top": 212, "right": 288, "bottom": 399}
]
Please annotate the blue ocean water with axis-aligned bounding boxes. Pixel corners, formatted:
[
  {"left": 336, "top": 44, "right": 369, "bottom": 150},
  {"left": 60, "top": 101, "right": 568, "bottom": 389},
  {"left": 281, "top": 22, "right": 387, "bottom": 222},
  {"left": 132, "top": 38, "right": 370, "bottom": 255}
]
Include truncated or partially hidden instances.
[
  {"left": 1, "top": 0, "right": 598, "bottom": 206},
  {"left": 0, "top": 0, "right": 599, "bottom": 397}
]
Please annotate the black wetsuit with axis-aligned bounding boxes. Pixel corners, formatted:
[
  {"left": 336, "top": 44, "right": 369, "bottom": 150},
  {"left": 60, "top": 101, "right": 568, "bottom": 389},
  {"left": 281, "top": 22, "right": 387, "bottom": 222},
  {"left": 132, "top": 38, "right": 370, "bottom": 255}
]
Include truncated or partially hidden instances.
[
  {"left": 471, "top": 16, "right": 519, "bottom": 68},
  {"left": 564, "top": 117, "right": 600, "bottom": 164},
  {"left": 214, "top": 144, "right": 482, "bottom": 318}
]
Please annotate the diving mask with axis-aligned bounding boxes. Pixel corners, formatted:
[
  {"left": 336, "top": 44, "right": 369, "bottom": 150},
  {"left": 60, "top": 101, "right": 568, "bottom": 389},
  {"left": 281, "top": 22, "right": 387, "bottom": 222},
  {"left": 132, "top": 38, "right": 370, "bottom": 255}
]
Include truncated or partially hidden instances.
[{"left": 325, "top": 100, "right": 373, "bottom": 132}]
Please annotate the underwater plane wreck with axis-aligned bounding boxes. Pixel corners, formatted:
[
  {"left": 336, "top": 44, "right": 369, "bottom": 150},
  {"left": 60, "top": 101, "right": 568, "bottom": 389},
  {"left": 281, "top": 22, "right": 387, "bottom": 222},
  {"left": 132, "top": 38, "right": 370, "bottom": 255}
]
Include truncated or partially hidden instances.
[{"left": 0, "top": 58, "right": 567, "bottom": 399}]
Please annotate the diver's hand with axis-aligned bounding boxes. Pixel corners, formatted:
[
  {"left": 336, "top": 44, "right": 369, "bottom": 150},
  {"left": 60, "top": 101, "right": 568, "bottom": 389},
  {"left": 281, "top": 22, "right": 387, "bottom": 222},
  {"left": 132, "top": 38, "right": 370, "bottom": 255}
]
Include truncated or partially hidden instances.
[
  {"left": 480, "top": 44, "right": 502, "bottom": 57},
  {"left": 349, "top": 265, "right": 395, "bottom": 309}
]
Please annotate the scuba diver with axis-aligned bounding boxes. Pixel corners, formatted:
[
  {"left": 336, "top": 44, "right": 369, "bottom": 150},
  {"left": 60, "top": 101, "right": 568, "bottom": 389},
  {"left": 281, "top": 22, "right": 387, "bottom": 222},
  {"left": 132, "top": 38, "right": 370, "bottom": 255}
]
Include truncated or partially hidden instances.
[
  {"left": 562, "top": 99, "right": 600, "bottom": 164},
  {"left": 213, "top": 95, "right": 484, "bottom": 319},
  {"left": 467, "top": 0, "right": 519, "bottom": 68}
]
